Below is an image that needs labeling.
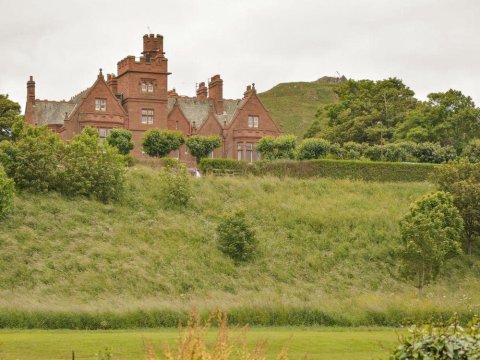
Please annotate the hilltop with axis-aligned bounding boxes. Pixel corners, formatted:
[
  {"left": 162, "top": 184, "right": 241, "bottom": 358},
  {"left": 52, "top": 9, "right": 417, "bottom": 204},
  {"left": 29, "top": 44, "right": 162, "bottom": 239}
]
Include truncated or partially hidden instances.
[
  {"left": 258, "top": 76, "right": 341, "bottom": 138},
  {"left": 1, "top": 165, "right": 479, "bottom": 327}
]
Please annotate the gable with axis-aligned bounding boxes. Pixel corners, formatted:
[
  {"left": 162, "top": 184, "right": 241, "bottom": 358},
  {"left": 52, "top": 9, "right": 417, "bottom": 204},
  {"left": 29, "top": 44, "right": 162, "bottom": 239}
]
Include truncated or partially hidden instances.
[
  {"left": 228, "top": 93, "right": 281, "bottom": 133},
  {"left": 198, "top": 112, "right": 223, "bottom": 135},
  {"left": 167, "top": 102, "right": 192, "bottom": 135}
]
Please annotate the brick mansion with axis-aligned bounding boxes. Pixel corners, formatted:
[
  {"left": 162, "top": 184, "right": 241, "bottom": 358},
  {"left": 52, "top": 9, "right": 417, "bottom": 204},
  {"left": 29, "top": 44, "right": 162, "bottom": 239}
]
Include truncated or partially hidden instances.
[{"left": 24, "top": 34, "right": 281, "bottom": 162}]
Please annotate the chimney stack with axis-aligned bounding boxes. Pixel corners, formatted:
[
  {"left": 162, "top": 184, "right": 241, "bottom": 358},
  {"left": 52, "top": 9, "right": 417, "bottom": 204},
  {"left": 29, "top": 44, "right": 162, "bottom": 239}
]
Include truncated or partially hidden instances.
[
  {"left": 107, "top": 74, "right": 118, "bottom": 94},
  {"left": 196, "top": 82, "right": 207, "bottom": 99},
  {"left": 27, "top": 76, "right": 35, "bottom": 105},
  {"left": 208, "top": 75, "right": 224, "bottom": 114},
  {"left": 142, "top": 34, "right": 164, "bottom": 61}
]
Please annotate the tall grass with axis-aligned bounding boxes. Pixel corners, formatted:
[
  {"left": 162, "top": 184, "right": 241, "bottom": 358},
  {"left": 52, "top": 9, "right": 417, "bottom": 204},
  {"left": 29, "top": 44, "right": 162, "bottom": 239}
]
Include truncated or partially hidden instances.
[{"left": 0, "top": 165, "right": 479, "bottom": 328}]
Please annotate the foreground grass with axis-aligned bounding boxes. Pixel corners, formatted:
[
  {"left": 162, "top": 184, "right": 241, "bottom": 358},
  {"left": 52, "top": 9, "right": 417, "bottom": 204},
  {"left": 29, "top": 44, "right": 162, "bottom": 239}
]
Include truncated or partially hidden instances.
[
  {"left": 0, "top": 328, "right": 400, "bottom": 360},
  {"left": 0, "top": 165, "right": 479, "bottom": 326}
]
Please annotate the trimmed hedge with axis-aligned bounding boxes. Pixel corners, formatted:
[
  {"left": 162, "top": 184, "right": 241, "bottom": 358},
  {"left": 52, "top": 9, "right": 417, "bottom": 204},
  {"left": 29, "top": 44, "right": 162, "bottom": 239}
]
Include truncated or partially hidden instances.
[{"left": 201, "top": 158, "right": 437, "bottom": 182}]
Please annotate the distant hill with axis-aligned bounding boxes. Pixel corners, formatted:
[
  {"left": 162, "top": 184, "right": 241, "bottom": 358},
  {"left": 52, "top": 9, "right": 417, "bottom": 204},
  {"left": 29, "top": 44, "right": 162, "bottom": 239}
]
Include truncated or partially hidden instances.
[{"left": 258, "top": 76, "right": 342, "bottom": 138}]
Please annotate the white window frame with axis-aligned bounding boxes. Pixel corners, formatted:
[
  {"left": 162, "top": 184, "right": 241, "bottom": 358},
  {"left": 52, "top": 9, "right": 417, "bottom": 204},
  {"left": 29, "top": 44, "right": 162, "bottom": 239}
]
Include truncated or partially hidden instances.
[
  {"left": 98, "top": 128, "right": 108, "bottom": 138},
  {"left": 95, "top": 98, "right": 106, "bottom": 111},
  {"left": 237, "top": 143, "right": 243, "bottom": 160},
  {"left": 248, "top": 116, "right": 259, "bottom": 128},
  {"left": 142, "top": 81, "right": 154, "bottom": 93},
  {"left": 141, "top": 109, "right": 154, "bottom": 125}
]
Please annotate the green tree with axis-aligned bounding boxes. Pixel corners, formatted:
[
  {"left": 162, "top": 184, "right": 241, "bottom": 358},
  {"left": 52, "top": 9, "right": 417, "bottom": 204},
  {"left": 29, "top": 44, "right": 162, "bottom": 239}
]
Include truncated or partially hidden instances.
[
  {"left": 296, "top": 138, "right": 330, "bottom": 160},
  {"left": 399, "top": 191, "right": 463, "bottom": 292},
  {"left": 434, "top": 161, "right": 480, "bottom": 254},
  {"left": 106, "top": 128, "right": 134, "bottom": 155},
  {"left": 0, "top": 166, "right": 14, "bottom": 220},
  {"left": 303, "top": 118, "right": 322, "bottom": 139},
  {"left": 142, "top": 129, "right": 185, "bottom": 158},
  {"left": 0, "top": 124, "right": 61, "bottom": 192},
  {"left": 185, "top": 135, "right": 222, "bottom": 164},
  {"left": 324, "top": 78, "right": 417, "bottom": 144},
  {"left": 463, "top": 139, "right": 480, "bottom": 163},
  {"left": 57, "top": 128, "right": 125, "bottom": 203},
  {"left": 217, "top": 211, "right": 257, "bottom": 263},
  {"left": 0, "top": 95, "right": 23, "bottom": 142},
  {"left": 256, "top": 135, "right": 297, "bottom": 160}
]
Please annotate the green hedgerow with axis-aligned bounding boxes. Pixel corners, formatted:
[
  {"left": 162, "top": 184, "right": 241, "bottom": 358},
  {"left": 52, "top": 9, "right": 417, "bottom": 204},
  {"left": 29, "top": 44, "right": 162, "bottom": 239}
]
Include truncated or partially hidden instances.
[{"left": 296, "top": 138, "right": 331, "bottom": 160}]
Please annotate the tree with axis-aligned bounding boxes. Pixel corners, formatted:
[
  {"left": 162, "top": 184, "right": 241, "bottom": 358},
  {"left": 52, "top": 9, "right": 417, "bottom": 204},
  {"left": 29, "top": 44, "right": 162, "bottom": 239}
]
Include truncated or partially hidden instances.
[
  {"left": 463, "top": 139, "right": 480, "bottom": 163},
  {"left": 0, "top": 95, "right": 23, "bottom": 142},
  {"left": 0, "top": 166, "right": 14, "bottom": 220},
  {"left": 296, "top": 138, "right": 330, "bottom": 160},
  {"left": 217, "top": 211, "right": 257, "bottom": 263},
  {"left": 0, "top": 124, "right": 61, "bottom": 192},
  {"left": 185, "top": 135, "right": 222, "bottom": 164},
  {"left": 106, "top": 128, "right": 134, "bottom": 155},
  {"left": 142, "top": 129, "right": 185, "bottom": 158},
  {"left": 399, "top": 191, "right": 463, "bottom": 292},
  {"left": 303, "top": 118, "right": 322, "bottom": 139},
  {"left": 256, "top": 135, "right": 297, "bottom": 160},
  {"left": 434, "top": 161, "right": 480, "bottom": 254}
]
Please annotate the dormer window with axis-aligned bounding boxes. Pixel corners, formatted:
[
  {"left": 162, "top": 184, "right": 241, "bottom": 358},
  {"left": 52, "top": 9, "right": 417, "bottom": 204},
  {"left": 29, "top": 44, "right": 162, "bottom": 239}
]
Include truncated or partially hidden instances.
[
  {"left": 95, "top": 98, "right": 106, "bottom": 111},
  {"left": 141, "top": 81, "right": 154, "bottom": 93},
  {"left": 248, "top": 116, "right": 259, "bottom": 128}
]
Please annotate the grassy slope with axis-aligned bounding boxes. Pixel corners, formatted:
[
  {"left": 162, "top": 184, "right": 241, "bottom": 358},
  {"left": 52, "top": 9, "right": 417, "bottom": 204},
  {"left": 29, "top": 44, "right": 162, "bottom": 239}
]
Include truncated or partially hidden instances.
[
  {"left": 0, "top": 328, "right": 400, "bottom": 359},
  {"left": 258, "top": 79, "right": 338, "bottom": 138},
  {"left": 0, "top": 166, "right": 479, "bottom": 322}
]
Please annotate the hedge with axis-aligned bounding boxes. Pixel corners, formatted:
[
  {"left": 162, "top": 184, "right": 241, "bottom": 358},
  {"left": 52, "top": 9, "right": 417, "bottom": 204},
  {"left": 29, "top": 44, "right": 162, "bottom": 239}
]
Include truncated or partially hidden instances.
[{"left": 200, "top": 158, "right": 437, "bottom": 182}]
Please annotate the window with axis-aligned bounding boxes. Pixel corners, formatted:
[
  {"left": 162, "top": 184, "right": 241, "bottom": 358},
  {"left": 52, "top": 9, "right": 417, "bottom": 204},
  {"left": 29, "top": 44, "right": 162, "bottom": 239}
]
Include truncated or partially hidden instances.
[
  {"left": 237, "top": 143, "right": 243, "bottom": 160},
  {"left": 141, "top": 109, "right": 154, "bottom": 125},
  {"left": 248, "top": 116, "right": 259, "bottom": 128},
  {"left": 141, "top": 81, "right": 154, "bottom": 93},
  {"left": 98, "top": 128, "right": 108, "bottom": 138},
  {"left": 95, "top": 98, "right": 106, "bottom": 111},
  {"left": 209, "top": 151, "right": 214, "bottom": 159},
  {"left": 253, "top": 144, "right": 260, "bottom": 161},
  {"left": 246, "top": 143, "right": 253, "bottom": 163}
]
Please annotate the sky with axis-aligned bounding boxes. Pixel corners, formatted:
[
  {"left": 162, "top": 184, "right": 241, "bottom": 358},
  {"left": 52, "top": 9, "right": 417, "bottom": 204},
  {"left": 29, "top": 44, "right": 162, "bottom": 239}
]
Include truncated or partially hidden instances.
[{"left": 1, "top": 0, "right": 480, "bottom": 112}]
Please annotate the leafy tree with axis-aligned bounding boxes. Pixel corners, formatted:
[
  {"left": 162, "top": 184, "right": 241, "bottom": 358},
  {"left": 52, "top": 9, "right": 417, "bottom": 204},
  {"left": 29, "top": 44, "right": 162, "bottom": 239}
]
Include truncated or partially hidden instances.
[
  {"left": 323, "top": 78, "right": 417, "bottom": 144},
  {"left": 57, "top": 128, "right": 125, "bottom": 203},
  {"left": 434, "top": 161, "right": 480, "bottom": 254},
  {"left": 256, "top": 135, "right": 297, "bottom": 160},
  {"left": 0, "top": 124, "right": 61, "bottom": 192},
  {"left": 185, "top": 135, "right": 222, "bottom": 164},
  {"left": 342, "top": 141, "right": 364, "bottom": 160},
  {"left": 463, "top": 139, "right": 480, "bottom": 163},
  {"left": 217, "top": 211, "right": 257, "bottom": 263},
  {"left": 142, "top": 129, "right": 184, "bottom": 158},
  {"left": 296, "top": 138, "right": 330, "bottom": 160},
  {"left": 0, "top": 166, "right": 14, "bottom": 220},
  {"left": 303, "top": 118, "right": 322, "bottom": 139},
  {"left": 0, "top": 95, "right": 23, "bottom": 142},
  {"left": 399, "top": 191, "right": 463, "bottom": 292},
  {"left": 106, "top": 128, "right": 134, "bottom": 155}
]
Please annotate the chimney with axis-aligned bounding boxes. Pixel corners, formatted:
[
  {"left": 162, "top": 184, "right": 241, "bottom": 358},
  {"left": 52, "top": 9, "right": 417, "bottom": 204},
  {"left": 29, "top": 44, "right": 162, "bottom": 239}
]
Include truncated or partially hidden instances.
[
  {"left": 168, "top": 88, "right": 179, "bottom": 98},
  {"left": 142, "top": 34, "right": 164, "bottom": 61},
  {"left": 196, "top": 82, "right": 207, "bottom": 99},
  {"left": 107, "top": 74, "right": 118, "bottom": 94},
  {"left": 208, "top": 74, "right": 224, "bottom": 114},
  {"left": 243, "top": 83, "right": 256, "bottom": 98},
  {"left": 27, "top": 76, "right": 35, "bottom": 104}
]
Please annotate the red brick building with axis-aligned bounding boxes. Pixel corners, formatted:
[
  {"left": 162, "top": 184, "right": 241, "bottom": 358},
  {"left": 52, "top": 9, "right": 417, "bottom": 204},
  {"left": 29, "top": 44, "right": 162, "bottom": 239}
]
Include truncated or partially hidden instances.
[{"left": 24, "top": 34, "right": 281, "bottom": 163}]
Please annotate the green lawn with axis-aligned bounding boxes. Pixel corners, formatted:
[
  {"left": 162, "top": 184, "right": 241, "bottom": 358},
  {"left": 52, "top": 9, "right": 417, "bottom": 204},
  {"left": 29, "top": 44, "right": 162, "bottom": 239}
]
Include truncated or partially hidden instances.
[{"left": 0, "top": 328, "right": 400, "bottom": 359}]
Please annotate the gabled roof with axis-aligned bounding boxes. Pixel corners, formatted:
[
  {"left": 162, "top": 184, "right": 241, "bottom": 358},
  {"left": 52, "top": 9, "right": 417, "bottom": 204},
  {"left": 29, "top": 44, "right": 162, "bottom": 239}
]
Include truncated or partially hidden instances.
[{"left": 32, "top": 100, "right": 76, "bottom": 126}]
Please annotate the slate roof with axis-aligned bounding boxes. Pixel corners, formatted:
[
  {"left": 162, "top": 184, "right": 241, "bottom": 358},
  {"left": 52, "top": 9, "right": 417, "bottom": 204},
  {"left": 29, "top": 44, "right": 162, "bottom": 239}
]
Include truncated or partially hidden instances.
[
  {"left": 167, "top": 97, "right": 244, "bottom": 128},
  {"left": 32, "top": 100, "right": 76, "bottom": 126}
]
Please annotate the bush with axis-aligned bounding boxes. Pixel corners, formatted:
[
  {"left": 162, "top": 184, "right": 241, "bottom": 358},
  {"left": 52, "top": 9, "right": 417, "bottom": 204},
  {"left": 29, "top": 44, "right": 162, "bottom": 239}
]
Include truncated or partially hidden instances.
[
  {"left": 217, "top": 211, "right": 257, "bottom": 262},
  {"left": 142, "top": 129, "right": 184, "bottom": 158},
  {"left": 199, "top": 158, "right": 248, "bottom": 175},
  {"left": 296, "top": 138, "right": 330, "bottom": 160},
  {"left": 391, "top": 316, "right": 480, "bottom": 359},
  {"left": 57, "top": 128, "right": 125, "bottom": 203},
  {"left": 463, "top": 139, "right": 480, "bottom": 163},
  {"left": 185, "top": 135, "right": 222, "bottom": 164},
  {"left": 329, "top": 143, "right": 344, "bottom": 159},
  {"left": 0, "top": 125, "right": 61, "bottom": 192},
  {"left": 364, "top": 145, "right": 382, "bottom": 161},
  {"left": 342, "top": 142, "right": 364, "bottom": 160},
  {"left": 414, "top": 142, "right": 457, "bottom": 163},
  {"left": 157, "top": 164, "right": 192, "bottom": 208},
  {"left": 383, "top": 143, "right": 408, "bottom": 162},
  {"left": 0, "top": 166, "right": 14, "bottom": 220},
  {"left": 106, "top": 128, "right": 134, "bottom": 155},
  {"left": 256, "top": 135, "right": 297, "bottom": 160}
]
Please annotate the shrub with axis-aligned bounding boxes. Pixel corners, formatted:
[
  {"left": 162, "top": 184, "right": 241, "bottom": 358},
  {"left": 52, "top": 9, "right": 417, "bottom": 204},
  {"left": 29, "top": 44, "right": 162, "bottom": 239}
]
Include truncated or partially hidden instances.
[
  {"left": 124, "top": 154, "right": 137, "bottom": 167},
  {"left": 342, "top": 142, "right": 364, "bottom": 160},
  {"left": 363, "top": 145, "right": 382, "bottom": 161},
  {"left": 199, "top": 158, "right": 248, "bottom": 175},
  {"left": 414, "top": 142, "right": 457, "bottom": 164},
  {"left": 57, "top": 128, "right": 125, "bottom": 203},
  {"left": 185, "top": 135, "right": 222, "bottom": 164},
  {"left": 399, "top": 191, "right": 463, "bottom": 291},
  {"left": 329, "top": 143, "right": 344, "bottom": 159},
  {"left": 158, "top": 164, "right": 192, "bottom": 208},
  {"left": 296, "top": 138, "right": 330, "bottom": 160},
  {"left": 0, "top": 166, "right": 14, "bottom": 220},
  {"left": 383, "top": 143, "right": 408, "bottom": 162},
  {"left": 142, "top": 129, "right": 185, "bottom": 158},
  {"left": 256, "top": 135, "right": 296, "bottom": 160},
  {"left": 391, "top": 316, "right": 480, "bottom": 359},
  {"left": 106, "top": 128, "right": 134, "bottom": 155},
  {"left": 463, "top": 139, "right": 480, "bottom": 163},
  {"left": 217, "top": 211, "right": 257, "bottom": 262},
  {"left": 0, "top": 125, "right": 61, "bottom": 192}
]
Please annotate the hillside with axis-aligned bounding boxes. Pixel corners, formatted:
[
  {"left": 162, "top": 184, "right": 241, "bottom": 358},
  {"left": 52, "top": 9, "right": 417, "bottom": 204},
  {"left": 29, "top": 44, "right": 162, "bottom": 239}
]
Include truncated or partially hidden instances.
[
  {"left": 1, "top": 165, "right": 480, "bottom": 327},
  {"left": 258, "top": 77, "right": 339, "bottom": 138}
]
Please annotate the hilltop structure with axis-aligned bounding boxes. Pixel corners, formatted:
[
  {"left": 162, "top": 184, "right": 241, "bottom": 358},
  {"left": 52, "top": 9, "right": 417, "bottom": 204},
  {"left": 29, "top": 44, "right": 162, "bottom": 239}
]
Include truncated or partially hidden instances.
[{"left": 24, "top": 34, "right": 281, "bottom": 162}]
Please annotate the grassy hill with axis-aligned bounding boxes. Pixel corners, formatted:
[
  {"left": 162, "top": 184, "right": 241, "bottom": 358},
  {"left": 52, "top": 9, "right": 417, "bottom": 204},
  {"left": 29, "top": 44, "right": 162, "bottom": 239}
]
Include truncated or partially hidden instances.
[
  {"left": 258, "top": 77, "right": 339, "bottom": 138},
  {"left": 1, "top": 165, "right": 479, "bottom": 327}
]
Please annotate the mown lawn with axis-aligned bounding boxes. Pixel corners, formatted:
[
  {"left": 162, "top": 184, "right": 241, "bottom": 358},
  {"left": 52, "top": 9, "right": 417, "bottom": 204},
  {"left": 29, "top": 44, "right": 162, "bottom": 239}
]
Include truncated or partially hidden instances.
[{"left": 0, "top": 327, "right": 400, "bottom": 359}]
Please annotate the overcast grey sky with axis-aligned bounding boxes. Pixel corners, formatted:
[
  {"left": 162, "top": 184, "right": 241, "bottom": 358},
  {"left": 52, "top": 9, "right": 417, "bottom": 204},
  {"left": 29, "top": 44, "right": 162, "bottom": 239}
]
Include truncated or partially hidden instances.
[{"left": 1, "top": 0, "right": 479, "bottom": 111}]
